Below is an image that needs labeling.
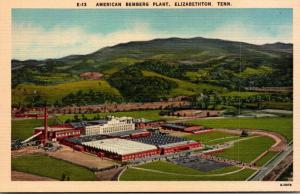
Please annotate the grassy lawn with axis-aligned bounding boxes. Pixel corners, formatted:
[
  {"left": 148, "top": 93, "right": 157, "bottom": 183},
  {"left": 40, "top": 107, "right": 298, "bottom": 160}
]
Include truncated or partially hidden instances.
[
  {"left": 57, "top": 110, "right": 170, "bottom": 122},
  {"left": 12, "top": 154, "right": 96, "bottom": 181},
  {"left": 255, "top": 151, "right": 278, "bottom": 167},
  {"left": 185, "top": 131, "right": 241, "bottom": 145},
  {"left": 11, "top": 118, "right": 57, "bottom": 141},
  {"left": 216, "top": 136, "right": 275, "bottom": 163},
  {"left": 12, "top": 80, "right": 121, "bottom": 104},
  {"left": 187, "top": 117, "right": 293, "bottom": 141},
  {"left": 120, "top": 161, "right": 255, "bottom": 181},
  {"left": 32, "top": 73, "right": 79, "bottom": 84}
]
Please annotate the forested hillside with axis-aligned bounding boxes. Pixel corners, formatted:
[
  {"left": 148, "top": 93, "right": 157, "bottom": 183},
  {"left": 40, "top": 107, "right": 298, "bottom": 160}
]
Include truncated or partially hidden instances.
[{"left": 11, "top": 37, "right": 293, "bottom": 107}]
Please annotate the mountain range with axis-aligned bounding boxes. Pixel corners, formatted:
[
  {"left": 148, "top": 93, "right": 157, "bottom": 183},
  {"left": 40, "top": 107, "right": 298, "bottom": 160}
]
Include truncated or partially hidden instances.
[{"left": 11, "top": 37, "right": 293, "bottom": 106}]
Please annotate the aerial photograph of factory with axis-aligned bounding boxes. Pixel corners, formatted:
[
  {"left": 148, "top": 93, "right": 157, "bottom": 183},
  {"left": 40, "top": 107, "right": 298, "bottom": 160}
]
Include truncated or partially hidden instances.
[{"left": 11, "top": 9, "right": 293, "bottom": 181}]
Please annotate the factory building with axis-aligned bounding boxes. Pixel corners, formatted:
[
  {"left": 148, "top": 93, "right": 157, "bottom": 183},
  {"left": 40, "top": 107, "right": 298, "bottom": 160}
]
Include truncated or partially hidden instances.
[
  {"left": 34, "top": 124, "right": 81, "bottom": 142},
  {"left": 135, "top": 120, "right": 165, "bottom": 129},
  {"left": 81, "top": 138, "right": 160, "bottom": 161},
  {"left": 63, "top": 132, "right": 201, "bottom": 161},
  {"left": 107, "top": 129, "right": 151, "bottom": 139},
  {"left": 161, "top": 123, "right": 211, "bottom": 134},
  {"left": 31, "top": 111, "right": 202, "bottom": 162},
  {"left": 84, "top": 116, "right": 135, "bottom": 136},
  {"left": 131, "top": 133, "right": 201, "bottom": 155}
]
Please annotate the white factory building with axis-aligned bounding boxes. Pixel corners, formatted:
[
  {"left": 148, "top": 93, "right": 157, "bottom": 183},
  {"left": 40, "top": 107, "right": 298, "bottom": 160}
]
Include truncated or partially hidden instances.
[
  {"left": 82, "top": 138, "right": 157, "bottom": 156},
  {"left": 85, "top": 116, "right": 135, "bottom": 136}
]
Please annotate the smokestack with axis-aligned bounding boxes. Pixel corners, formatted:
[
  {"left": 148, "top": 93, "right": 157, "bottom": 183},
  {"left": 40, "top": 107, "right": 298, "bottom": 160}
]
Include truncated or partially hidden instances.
[{"left": 44, "top": 106, "right": 48, "bottom": 145}]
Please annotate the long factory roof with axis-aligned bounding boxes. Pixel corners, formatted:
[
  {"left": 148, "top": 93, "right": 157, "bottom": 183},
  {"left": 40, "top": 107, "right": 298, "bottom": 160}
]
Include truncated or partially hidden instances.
[{"left": 81, "top": 138, "right": 157, "bottom": 156}]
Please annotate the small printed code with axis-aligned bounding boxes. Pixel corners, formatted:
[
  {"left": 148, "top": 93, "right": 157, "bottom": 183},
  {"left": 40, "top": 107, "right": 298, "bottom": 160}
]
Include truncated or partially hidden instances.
[{"left": 280, "top": 183, "right": 292, "bottom": 186}]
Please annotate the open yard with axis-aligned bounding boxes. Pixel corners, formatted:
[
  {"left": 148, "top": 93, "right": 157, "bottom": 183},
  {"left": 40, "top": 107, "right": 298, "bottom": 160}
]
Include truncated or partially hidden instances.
[
  {"left": 11, "top": 118, "right": 57, "bottom": 140},
  {"left": 187, "top": 117, "right": 293, "bottom": 141},
  {"left": 119, "top": 161, "right": 255, "bottom": 181},
  {"left": 185, "top": 131, "right": 241, "bottom": 145},
  {"left": 12, "top": 154, "right": 96, "bottom": 181},
  {"left": 47, "top": 146, "right": 117, "bottom": 170},
  {"left": 216, "top": 136, "right": 275, "bottom": 163}
]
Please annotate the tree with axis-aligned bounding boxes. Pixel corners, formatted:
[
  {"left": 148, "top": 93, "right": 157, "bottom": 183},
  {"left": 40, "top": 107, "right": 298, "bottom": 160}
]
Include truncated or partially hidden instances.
[
  {"left": 61, "top": 173, "right": 66, "bottom": 181},
  {"left": 81, "top": 114, "right": 87, "bottom": 121},
  {"left": 73, "top": 115, "right": 80, "bottom": 122},
  {"left": 65, "top": 119, "right": 71, "bottom": 123},
  {"left": 240, "top": 130, "right": 249, "bottom": 137}
]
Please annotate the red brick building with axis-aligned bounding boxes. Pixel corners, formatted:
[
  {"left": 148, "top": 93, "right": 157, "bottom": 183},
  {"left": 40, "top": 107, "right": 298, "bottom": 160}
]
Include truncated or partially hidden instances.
[
  {"left": 34, "top": 124, "right": 81, "bottom": 142},
  {"left": 135, "top": 120, "right": 165, "bottom": 129}
]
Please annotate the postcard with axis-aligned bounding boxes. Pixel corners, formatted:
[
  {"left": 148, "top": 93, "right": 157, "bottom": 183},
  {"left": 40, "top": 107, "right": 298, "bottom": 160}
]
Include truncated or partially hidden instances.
[{"left": 0, "top": 0, "right": 299, "bottom": 192}]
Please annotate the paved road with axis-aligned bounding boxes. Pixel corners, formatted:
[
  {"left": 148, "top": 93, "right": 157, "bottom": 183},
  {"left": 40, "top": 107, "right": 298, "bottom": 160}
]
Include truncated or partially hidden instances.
[{"left": 249, "top": 143, "right": 293, "bottom": 181}]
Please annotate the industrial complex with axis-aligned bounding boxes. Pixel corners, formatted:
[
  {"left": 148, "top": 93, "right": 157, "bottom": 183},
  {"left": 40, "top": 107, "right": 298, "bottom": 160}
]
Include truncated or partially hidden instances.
[
  {"left": 23, "top": 107, "right": 203, "bottom": 162},
  {"left": 12, "top": 106, "right": 292, "bottom": 182}
]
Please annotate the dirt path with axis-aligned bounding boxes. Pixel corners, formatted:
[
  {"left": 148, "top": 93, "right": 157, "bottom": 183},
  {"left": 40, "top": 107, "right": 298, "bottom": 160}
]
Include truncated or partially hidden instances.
[
  {"left": 250, "top": 151, "right": 269, "bottom": 165},
  {"left": 212, "top": 128, "right": 287, "bottom": 166},
  {"left": 214, "top": 128, "right": 287, "bottom": 152},
  {"left": 252, "top": 130, "right": 287, "bottom": 152},
  {"left": 11, "top": 171, "right": 56, "bottom": 181},
  {"left": 95, "top": 167, "right": 125, "bottom": 181}
]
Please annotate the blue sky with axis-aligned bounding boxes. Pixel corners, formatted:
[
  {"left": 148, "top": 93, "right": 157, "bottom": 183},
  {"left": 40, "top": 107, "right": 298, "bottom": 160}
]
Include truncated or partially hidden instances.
[{"left": 12, "top": 9, "right": 292, "bottom": 60}]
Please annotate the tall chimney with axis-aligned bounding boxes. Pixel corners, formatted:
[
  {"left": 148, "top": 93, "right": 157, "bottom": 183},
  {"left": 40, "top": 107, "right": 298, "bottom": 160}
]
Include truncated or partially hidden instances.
[{"left": 44, "top": 106, "right": 48, "bottom": 145}]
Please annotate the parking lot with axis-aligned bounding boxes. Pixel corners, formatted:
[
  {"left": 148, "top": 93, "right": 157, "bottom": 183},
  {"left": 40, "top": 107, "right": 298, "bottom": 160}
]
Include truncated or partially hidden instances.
[{"left": 169, "top": 156, "right": 231, "bottom": 172}]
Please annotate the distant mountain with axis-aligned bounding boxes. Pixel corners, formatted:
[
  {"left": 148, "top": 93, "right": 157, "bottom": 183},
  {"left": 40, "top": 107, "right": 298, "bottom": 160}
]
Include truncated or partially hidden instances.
[
  {"left": 13, "top": 37, "right": 292, "bottom": 66},
  {"left": 11, "top": 37, "right": 293, "bottom": 106},
  {"left": 262, "top": 42, "right": 293, "bottom": 53}
]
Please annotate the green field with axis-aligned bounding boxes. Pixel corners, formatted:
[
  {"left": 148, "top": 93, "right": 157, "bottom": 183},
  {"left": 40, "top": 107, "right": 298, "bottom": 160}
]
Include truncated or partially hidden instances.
[
  {"left": 185, "top": 131, "right": 241, "bottom": 145},
  {"left": 12, "top": 154, "right": 96, "bottom": 181},
  {"left": 12, "top": 80, "right": 121, "bottom": 105},
  {"left": 142, "top": 70, "right": 225, "bottom": 96},
  {"left": 12, "top": 118, "right": 57, "bottom": 140},
  {"left": 57, "top": 110, "right": 171, "bottom": 122},
  {"left": 32, "top": 73, "right": 80, "bottom": 84},
  {"left": 120, "top": 161, "right": 255, "bottom": 181},
  {"left": 260, "top": 102, "right": 293, "bottom": 110},
  {"left": 216, "top": 136, "right": 275, "bottom": 163},
  {"left": 187, "top": 117, "right": 293, "bottom": 141},
  {"left": 236, "top": 66, "right": 273, "bottom": 78},
  {"left": 254, "top": 151, "right": 278, "bottom": 167}
]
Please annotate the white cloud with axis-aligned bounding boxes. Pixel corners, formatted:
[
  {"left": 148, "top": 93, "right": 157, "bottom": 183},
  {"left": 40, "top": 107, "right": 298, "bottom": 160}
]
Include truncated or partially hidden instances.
[
  {"left": 12, "top": 22, "right": 169, "bottom": 60},
  {"left": 201, "top": 22, "right": 292, "bottom": 45}
]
